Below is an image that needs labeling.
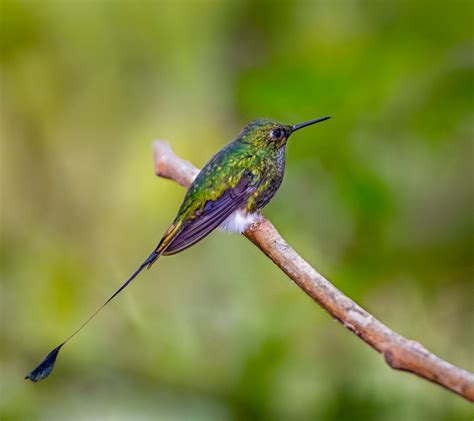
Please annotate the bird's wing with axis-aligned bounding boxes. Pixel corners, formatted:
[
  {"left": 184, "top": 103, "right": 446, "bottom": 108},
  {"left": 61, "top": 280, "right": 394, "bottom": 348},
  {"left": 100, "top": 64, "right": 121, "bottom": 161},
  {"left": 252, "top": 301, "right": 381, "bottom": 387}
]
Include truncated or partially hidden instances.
[{"left": 162, "top": 171, "right": 256, "bottom": 256}]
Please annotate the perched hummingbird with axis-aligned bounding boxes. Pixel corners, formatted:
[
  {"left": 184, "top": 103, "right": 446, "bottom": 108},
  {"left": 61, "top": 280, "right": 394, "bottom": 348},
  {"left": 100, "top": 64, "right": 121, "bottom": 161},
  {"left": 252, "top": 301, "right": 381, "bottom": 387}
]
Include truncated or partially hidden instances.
[{"left": 26, "top": 116, "right": 330, "bottom": 382}]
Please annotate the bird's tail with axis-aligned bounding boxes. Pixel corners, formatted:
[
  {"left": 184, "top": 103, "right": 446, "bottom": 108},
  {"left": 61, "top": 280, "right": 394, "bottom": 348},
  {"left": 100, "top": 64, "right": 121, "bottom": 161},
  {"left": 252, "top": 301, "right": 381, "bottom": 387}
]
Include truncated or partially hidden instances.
[
  {"left": 25, "top": 220, "right": 185, "bottom": 382},
  {"left": 146, "top": 221, "right": 183, "bottom": 269},
  {"left": 25, "top": 249, "right": 161, "bottom": 383}
]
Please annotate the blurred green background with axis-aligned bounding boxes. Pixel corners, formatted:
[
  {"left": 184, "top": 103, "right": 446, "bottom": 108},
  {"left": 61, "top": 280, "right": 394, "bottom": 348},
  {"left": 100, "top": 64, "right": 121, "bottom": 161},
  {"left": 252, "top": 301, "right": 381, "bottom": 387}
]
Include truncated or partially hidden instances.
[{"left": 1, "top": 0, "right": 473, "bottom": 419}]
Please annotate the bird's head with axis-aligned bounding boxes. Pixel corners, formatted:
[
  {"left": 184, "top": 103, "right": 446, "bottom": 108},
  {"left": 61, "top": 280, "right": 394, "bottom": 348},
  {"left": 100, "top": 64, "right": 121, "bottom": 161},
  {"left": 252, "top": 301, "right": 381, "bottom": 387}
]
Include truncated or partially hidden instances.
[{"left": 238, "top": 116, "right": 330, "bottom": 148}]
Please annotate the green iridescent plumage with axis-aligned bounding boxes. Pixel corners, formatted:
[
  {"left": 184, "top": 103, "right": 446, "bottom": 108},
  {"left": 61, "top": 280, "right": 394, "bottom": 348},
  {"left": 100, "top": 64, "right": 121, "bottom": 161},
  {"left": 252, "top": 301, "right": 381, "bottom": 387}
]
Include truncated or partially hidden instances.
[
  {"left": 177, "top": 119, "right": 290, "bottom": 219},
  {"left": 154, "top": 119, "right": 295, "bottom": 256},
  {"left": 25, "top": 116, "right": 330, "bottom": 382}
]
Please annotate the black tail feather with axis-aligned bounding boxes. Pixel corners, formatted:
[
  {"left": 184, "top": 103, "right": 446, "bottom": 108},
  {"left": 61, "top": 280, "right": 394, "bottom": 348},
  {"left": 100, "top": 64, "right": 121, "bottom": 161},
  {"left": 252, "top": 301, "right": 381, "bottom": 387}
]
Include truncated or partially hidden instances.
[
  {"left": 25, "top": 344, "right": 64, "bottom": 382},
  {"left": 25, "top": 250, "right": 160, "bottom": 382}
]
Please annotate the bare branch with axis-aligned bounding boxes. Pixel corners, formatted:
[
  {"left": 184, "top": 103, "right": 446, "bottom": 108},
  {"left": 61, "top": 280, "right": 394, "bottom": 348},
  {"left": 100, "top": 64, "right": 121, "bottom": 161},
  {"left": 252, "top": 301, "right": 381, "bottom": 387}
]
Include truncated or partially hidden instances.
[{"left": 152, "top": 140, "right": 474, "bottom": 402}]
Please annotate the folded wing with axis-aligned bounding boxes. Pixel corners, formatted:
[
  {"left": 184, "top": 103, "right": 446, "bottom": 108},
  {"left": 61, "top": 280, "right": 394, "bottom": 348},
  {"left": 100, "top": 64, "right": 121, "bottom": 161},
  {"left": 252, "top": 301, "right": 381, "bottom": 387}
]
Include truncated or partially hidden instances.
[{"left": 163, "top": 171, "right": 255, "bottom": 255}]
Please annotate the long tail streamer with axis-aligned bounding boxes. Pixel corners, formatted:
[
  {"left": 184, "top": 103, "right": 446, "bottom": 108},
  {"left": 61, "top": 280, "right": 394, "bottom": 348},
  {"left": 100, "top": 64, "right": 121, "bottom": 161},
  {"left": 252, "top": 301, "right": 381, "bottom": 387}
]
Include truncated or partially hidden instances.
[{"left": 25, "top": 250, "right": 159, "bottom": 382}]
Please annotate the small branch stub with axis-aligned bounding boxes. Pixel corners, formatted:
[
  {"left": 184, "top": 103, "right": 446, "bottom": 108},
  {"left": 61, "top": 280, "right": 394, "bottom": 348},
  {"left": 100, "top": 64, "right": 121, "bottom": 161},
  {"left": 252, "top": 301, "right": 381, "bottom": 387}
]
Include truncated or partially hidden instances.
[{"left": 152, "top": 140, "right": 474, "bottom": 402}]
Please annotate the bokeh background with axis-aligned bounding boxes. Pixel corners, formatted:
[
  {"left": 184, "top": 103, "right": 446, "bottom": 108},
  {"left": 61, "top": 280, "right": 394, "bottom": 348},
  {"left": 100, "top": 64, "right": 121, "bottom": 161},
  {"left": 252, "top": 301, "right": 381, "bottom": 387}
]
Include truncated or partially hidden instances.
[{"left": 1, "top": 0, "right": 473, "bottom": 420}]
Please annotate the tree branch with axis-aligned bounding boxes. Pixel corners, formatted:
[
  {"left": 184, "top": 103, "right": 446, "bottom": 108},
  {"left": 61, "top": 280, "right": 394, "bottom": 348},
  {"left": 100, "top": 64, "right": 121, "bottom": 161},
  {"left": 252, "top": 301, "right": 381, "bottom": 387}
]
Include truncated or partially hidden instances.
[{"left": 152, "top": 140, "right": 474, "bottom": 402}]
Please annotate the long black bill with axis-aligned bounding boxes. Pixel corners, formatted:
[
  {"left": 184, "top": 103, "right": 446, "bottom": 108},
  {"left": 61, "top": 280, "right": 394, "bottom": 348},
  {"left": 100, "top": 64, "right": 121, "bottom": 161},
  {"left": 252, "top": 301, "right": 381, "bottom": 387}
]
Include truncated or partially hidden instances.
[{"left": 291, "top": 116, "right": 331, "bottom": 132}]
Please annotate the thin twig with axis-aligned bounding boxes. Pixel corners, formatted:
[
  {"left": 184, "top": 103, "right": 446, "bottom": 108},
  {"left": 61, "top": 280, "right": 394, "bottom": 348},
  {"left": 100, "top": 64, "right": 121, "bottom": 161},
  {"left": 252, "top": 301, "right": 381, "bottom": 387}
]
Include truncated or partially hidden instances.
[{"left": 152, "top": 140, "right": 474, "bottom": 402}]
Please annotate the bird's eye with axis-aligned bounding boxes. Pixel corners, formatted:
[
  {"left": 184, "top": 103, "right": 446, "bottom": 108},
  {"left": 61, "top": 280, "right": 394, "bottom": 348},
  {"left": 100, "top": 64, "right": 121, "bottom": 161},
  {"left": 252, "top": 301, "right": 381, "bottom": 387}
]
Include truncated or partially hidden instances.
[{"left": 271, "top": 128, "right": 282, "bottom": 139}]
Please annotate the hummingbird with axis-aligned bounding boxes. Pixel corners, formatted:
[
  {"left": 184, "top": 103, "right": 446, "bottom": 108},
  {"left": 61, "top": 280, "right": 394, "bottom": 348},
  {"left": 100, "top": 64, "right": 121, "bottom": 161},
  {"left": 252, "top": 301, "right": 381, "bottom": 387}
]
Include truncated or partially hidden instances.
[{"left": 25, "top": 116, "right": 331, "bottom": 382}]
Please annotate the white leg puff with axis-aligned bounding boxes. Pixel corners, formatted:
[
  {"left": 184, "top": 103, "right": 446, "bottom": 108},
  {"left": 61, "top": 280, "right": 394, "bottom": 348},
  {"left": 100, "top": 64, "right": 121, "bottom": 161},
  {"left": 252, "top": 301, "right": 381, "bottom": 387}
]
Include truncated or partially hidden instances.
[{"left": 219, "top": 209, "right": 261, "bottom": 233}]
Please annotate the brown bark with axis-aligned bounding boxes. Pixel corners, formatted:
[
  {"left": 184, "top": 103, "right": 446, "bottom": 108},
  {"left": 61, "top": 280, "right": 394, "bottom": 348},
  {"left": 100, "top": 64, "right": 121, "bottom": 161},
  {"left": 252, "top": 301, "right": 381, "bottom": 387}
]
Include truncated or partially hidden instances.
[{"left": 152, "top": 140, "right": 474, "bottom": 402}]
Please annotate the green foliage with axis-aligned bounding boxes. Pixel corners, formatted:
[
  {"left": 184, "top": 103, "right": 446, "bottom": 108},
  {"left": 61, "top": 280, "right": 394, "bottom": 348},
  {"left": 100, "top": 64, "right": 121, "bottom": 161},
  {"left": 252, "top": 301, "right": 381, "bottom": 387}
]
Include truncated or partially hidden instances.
[{"left": 1, "top": 0, "right": 472, "bottom": 419}]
